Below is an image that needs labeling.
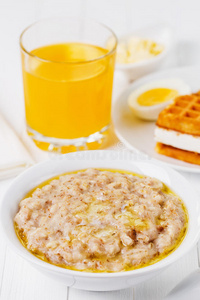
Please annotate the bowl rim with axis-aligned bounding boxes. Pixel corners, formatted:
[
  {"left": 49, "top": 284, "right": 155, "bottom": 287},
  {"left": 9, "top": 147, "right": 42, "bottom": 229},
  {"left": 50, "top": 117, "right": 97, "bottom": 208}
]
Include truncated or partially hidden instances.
[
  {"left": 1, "top": 150, "right": 200, "bottom": 278},
  {"left": 115, "top": 22, "right": 173, "bottom": 70}
]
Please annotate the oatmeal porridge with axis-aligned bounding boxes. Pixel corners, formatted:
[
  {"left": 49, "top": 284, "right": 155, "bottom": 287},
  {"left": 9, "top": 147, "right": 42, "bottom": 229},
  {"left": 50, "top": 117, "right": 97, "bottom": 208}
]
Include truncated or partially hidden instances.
[{"left": 14, "top": 169, "right": 188, "bottom": 272}]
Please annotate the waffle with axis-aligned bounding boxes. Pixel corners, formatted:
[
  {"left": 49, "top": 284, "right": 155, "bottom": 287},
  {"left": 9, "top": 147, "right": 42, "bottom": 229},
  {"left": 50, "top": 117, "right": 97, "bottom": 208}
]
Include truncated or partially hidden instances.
[
  {"left": 156, "top": 92, "right": 200, "bottom": 136},
  {"left": 156, "top": 142, "right": 200, "bottom": 165}
]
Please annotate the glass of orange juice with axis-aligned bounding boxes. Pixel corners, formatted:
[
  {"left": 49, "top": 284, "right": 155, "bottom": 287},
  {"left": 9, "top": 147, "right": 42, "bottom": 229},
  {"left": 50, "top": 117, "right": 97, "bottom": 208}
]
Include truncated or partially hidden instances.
[{"left": 20, "top": 18, "right": 117, "bottom": 153}]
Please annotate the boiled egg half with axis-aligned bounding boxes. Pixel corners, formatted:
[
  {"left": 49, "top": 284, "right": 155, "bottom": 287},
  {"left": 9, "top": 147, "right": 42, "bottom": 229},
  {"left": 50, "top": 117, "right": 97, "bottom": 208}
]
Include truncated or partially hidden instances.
[{"left": 128, "top": 78, "right": 191, "bottom": 121}]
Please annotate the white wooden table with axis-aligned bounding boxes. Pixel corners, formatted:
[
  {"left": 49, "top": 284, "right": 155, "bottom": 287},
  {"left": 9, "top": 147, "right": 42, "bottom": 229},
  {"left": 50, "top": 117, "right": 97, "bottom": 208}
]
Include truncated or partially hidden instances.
[{"left": 1, "top": 0, "right": 200, "bottom": 299}]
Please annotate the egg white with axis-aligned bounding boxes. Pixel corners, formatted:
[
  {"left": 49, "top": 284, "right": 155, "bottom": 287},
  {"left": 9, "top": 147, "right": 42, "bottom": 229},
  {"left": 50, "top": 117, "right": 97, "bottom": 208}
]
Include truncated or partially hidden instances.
[{"left": 128, "top": 78, "right": 191, "bottom": 121}]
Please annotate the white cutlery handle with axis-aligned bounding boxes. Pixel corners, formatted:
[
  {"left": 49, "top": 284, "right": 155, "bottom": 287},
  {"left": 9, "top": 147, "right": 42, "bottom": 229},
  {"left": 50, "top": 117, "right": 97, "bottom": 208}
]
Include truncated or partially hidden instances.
[{"left": 164, "top": 269, "right": 200, "bottom": 300}]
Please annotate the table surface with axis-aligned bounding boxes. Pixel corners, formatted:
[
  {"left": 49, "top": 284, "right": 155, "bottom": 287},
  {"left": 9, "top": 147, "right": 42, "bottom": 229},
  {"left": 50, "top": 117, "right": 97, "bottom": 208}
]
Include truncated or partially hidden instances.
[{"left": 1, "top": 0, "right": 200, "bottom": 299}]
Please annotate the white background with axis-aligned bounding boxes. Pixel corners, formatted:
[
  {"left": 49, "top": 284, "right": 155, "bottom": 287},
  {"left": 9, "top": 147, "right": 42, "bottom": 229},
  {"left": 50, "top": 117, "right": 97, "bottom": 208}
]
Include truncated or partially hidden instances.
[
  {"left": 1, "top": 0, "right": 200, "bottom": 134},
  {"left": 1, "top": 0, "right": 200, "bottom": 299}
]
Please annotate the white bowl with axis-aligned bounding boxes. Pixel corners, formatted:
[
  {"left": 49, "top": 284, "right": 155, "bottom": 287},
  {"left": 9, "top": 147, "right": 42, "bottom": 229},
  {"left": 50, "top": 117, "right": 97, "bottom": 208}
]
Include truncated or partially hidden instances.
[
  {"left": 116, "top": 23, "right": 173, "bottom": 81},
  {"left": 1, "top": 150, "right": 200, "bottom": 291}
]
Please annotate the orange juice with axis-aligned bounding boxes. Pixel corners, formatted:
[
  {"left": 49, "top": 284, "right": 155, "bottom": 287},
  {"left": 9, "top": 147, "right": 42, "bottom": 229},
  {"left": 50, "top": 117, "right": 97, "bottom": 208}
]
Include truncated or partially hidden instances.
[{"left": 21, "top": 43, "right": 115, "bottom": 150}]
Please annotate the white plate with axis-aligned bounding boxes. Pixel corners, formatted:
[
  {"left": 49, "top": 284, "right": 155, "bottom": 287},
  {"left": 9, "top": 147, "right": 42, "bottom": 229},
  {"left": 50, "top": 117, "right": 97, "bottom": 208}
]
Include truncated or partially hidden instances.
[{"left": 113, "top": 66, "right": 200, "bottom": 173}]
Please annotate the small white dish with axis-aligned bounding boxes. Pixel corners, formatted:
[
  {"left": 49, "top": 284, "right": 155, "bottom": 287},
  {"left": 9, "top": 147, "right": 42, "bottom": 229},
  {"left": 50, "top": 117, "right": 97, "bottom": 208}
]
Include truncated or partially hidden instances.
[
  {"left": 116, "top": 23, "right": 173, "bottom": 81},
  {"left": 113, "top": 65, "right": 200, "bottom": 173},
  {"left": 1, "top": 150, "right": 200, "bottom": 291}
]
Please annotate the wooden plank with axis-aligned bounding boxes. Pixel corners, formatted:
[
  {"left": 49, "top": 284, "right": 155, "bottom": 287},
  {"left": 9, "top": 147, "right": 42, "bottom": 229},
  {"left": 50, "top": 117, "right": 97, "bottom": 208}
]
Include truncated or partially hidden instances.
[
  {"left": 0, "top": 227, "right": 7, "bottom": 298},
  {"left": 0, "top": 180, "right": 14, "bottom": 280},
  {"left": 134, "top": 247, "right": 198, "bottom": 300},
  {"left": 0, "top": 248, "right": 68, "bottom": 300},
  {"left": 0, "top": 180, "right": 16, "bottom": 297},
  {"left": 68, "top": 287, "right": 134, "bottom": 300},
  {"left": 0, "top": 179, "right": 68, "bottom": 300}
]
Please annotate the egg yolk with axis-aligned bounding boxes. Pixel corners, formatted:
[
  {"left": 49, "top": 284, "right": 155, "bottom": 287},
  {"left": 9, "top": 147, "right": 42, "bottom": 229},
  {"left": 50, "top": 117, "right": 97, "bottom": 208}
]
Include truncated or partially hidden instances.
[{"left": 137, "top": 88, "right": 178, "bottom": 106}]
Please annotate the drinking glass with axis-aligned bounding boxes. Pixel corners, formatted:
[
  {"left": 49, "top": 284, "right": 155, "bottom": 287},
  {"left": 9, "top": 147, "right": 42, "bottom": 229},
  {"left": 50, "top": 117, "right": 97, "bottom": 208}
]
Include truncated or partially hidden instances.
[{"left": 20, "top": 18, "right": 117, "bottom": 153}]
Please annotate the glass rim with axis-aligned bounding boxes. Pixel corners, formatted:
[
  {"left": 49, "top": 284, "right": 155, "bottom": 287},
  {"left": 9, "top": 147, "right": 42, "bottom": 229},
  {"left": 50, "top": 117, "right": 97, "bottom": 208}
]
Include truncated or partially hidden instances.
[{"left": 19, "top": 17, "right": 118, "bottom": 65}]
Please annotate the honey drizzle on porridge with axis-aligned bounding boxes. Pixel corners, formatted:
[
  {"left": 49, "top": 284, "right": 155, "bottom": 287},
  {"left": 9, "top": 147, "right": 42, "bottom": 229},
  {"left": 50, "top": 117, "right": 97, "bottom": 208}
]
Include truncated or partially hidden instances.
[{"left": 14, "top": 169, "right": 188, "bottom": 273}]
